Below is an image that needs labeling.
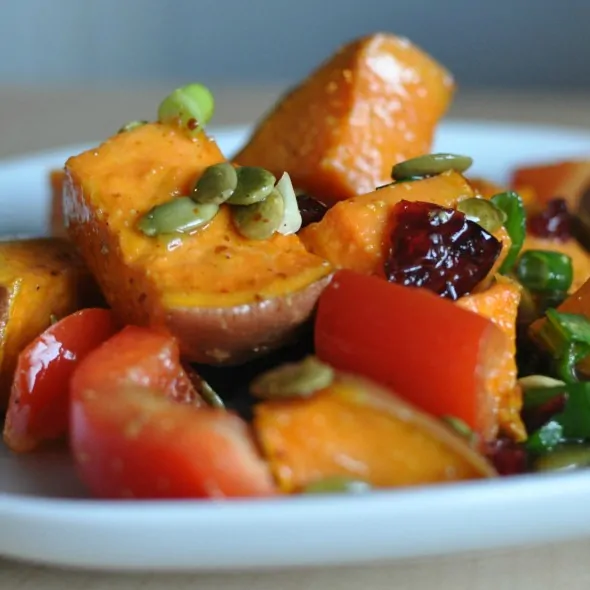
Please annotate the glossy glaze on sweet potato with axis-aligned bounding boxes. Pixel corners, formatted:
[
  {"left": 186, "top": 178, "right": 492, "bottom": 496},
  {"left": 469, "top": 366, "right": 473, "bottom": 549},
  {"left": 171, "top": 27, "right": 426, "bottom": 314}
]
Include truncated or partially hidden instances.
[
  {"left": 0, "top": 238, "right": 97, "bottom": 407},
  {"left": 235, "top": 33, "right": 454, "bottom": 205},
  {"left": 299, "top": 171, "right": 510, "bottom": 280},
  {"left": 254, "top": 373, "right": 495, "bottom": 493},
  {"left": 64, "top": 123, "right": 332, "bottom": 365},
  {"left": 457, "top": 277, "right": 524, "bottom": 440}
]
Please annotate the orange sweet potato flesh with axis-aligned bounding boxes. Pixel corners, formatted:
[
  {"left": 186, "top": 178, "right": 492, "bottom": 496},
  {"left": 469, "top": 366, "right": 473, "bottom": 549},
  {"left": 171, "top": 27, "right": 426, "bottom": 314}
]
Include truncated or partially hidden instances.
[
  {"left": 299, "top": 171, "right": 511, "bottom": 281},
  {"left": 0, "top": 238, "right": 98, "bottom": 407},
  {"left": 64, "top": 123, "right": 332, "bottom": 365},
  {"left": 511, "top": 160, "right": 590, "bottom": 213},
  {"left": 520, "top": 235, "right": 590, "bottom": 293},
  {"left": 49, "top": 169, "right": 67, "bottom": 237},
  {"left": 457, "top": 277, "right": 525, "bottom": 440},
  {"left": 470, "top": 177, "right": 506, "bottom": 199},
  {"left": 235, "top": 33, "right": 454, "bottom": 205},
  {"left": 254, "top": 373, "right": 495, "bottom": 493}
]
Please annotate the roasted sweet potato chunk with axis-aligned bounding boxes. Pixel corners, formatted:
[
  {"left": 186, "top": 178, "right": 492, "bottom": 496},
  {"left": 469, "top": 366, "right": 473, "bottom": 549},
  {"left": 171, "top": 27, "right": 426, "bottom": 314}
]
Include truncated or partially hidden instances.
[
  {"left": 254, "top": 372, "right": 495, "bottom": 493},
  {"left": 64, "top": 123, "right": 332, "bottom": 365},
  {"left": 235, "top": 33, "right": 454, "bottom": 204},
  {"left": 0, "top": 238, "right": 97, "bottom": 406}
]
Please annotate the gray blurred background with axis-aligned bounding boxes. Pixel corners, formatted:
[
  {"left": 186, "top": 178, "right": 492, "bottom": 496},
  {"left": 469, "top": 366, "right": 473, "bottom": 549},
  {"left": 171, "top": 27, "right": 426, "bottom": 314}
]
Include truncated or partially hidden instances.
[{"left": 2, "top": 0, "right": 590, "bottom": 90}]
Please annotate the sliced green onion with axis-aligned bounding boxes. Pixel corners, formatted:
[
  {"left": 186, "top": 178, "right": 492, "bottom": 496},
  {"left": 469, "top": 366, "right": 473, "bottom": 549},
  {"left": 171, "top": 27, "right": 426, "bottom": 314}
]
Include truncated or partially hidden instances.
[
  {"left": 515, "top": 250, "right": 573, "bottom": 293},
  {"left": 490, "top": 191, "right": 526, "bottom": 273},
  {"left": 157, "top": 83, "right": 215, "bottom": 135},
  {"left": 526, "top": 420, "right": 564, "bottom": 454},
  {"left": 525, "top": 382, "right": 590, "bottom": 453},
  {"left": 537, "top": 309, "right": 590, "bottom": 381}
]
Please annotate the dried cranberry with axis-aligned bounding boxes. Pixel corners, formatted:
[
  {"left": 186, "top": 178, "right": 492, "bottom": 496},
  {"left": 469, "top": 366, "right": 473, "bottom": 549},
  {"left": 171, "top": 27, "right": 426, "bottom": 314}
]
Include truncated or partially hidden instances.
[
  {"left": 297, "top": 194, "right": 329, "bottom": 228},
  {"left": 384, "top": 201, "right": 502, "bottom": 301},
  {"left": 527, "top": 198, "right": 571, "bottom": 241},
  {"left": 485, "top": 438, "right": 528, "bottom": 476}
]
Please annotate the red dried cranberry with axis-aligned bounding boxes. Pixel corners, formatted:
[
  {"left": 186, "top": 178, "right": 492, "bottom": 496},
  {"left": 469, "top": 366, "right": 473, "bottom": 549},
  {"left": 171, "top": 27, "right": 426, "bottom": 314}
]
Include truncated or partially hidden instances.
[
  {"left": 297, "top": 194, "right": 329, "bottom": 228},
  {"left": 527, "top": 198, "right": 571, "bottom": 241},
  {"left": 384, "top": 201, "right": 502, "bottom": 300},
  {"left": 485, "top": 438, "right": 528, "bottom": 476}
]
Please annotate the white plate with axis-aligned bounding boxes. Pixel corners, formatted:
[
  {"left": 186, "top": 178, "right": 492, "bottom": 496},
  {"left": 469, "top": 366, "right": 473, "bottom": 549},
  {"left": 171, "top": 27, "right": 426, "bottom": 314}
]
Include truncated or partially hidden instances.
[{"left": 2, "top": 121, "right": 590, "bottom": 573}]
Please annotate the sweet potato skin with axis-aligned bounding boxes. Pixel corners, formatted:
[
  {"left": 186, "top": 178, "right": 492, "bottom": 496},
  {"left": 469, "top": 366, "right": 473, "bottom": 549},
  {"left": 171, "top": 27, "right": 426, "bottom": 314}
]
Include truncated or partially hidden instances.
[
  {"left": 49, "top": 169, "right": 67, "bottom": 237},
  {"left": 235, "top": 33, "right": 454, "bottom": 204},
  {"left": 65, "top": 123, "right": 332, "bottom": 364},
  {"left": 254, "top": 373, "right": 495, "bottom": 493},
  {"left": 0, "top": 238, "right": 97, "bottom": 407}
]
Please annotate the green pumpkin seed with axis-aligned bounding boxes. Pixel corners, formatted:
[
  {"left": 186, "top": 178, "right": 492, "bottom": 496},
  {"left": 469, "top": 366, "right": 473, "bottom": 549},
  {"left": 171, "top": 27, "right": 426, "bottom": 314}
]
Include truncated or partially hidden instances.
[
  {"left": 227, "top": 166, "right": 276, "bottom": 205},
  {"left": 391, "top": 153, "right": 473, "bottom": 181},
  {"left": 193, "top": 374, "right": 225, "bottom": 409},
  {"left": 533, "top": 445, "right": 590, "bottom": 472},
  {"left": 192, "top": 163, "right": 238, "bottom": 205},
  {"left": 302, "top": 476, "right": 372, "bottom": 495},
  {"left": 118, "top": 120, "right": 148, "bottom": 134},
  {"left": 137, "top": 197, "right": 218, "bottom": 236},
  {"left": 232, "top": 188, "right": 285, "bottom": 240},
  {"left": 456, "top": 198, "right": 507, "bottom": 233},
  {"left": 518, "top": 375, "right": 565, "bottom": 392},
  {"left": 441, "top": 415, "right": 474, "bottom": 440},
  {"left": 250, "top": 355, "right": 334, "bottom": 400}
]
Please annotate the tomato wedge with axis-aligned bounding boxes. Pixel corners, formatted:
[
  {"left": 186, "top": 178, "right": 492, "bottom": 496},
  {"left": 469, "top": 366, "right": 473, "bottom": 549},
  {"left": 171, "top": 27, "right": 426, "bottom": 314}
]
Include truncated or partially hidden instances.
[
  {"left": 3, "top": 308, "right": 118, "bottom": 452},
  {"left": 70, "top": 326, "right": 276, "bottom": 499},
  {"left": 315, "top": 270, "right": 511, "bottom": 440}
]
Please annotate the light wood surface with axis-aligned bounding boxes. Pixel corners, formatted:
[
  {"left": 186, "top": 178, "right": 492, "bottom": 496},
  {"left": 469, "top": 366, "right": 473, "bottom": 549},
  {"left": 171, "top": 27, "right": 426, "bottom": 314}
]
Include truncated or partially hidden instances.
[{"left": 2, "top": 84, "right": 590, "bottom": 589}]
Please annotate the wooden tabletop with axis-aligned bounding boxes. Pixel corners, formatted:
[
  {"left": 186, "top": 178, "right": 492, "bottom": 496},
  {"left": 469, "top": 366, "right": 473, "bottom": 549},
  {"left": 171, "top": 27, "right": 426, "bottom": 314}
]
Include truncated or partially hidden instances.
[{"left": 2, "top": 84, "right": 590, "bottom": 589}]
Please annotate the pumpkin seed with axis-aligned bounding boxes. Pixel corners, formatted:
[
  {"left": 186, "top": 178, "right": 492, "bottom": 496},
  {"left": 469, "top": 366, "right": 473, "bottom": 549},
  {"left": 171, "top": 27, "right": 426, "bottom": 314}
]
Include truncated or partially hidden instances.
[
  {"left": 228, "top": 166, "right": 276, "bottom": 205},
  {"left": 533, "top": 445, "right": 590, "bottom": 472},
  {"left": 192, "top": 163, "right": 238, "bottom": 205},
  {"left": 518, "top": 375, "right": 565, "bottom": 391},
  {"left": 194, "top": 374, "right": 225, "bottom": 409},
  {"left": 137, "top": 197, "right": 218, "bottom": 236},
  {"left": 441, "top": 415, "right": 474, "bottom": 440},
  {"left": 391, "top": 153, "right": 473, "bottom": 180},
  {"left": 275, "top": 172, "right": 302, "bottom": 235},
  {"left": 250, "top": 355, "right": 334, "bottom": 400},
  {"left": 302, "top": 476, "right": 371, "bottom": 494},
  {"left": 232, "top": 188, "right": 285, "bottom": 240},
  {"left": 118, "top": 120, "right": 148, "bottom": 134},
  {"left": 456, "top": 197, "right": 507, "bottom": 233}
]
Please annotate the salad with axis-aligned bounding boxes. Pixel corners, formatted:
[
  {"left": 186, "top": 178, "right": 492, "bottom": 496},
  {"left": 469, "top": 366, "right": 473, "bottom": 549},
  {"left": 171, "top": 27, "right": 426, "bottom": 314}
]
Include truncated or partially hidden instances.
[{"left": 3, "top": 32, "right": 590, "bottom": 500}]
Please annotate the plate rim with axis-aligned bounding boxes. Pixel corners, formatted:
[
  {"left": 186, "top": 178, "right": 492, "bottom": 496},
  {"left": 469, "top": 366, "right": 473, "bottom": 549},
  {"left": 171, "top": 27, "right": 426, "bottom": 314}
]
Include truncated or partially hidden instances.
[{"left": 3, "top": 118, "right": 590, "bottom": 570}]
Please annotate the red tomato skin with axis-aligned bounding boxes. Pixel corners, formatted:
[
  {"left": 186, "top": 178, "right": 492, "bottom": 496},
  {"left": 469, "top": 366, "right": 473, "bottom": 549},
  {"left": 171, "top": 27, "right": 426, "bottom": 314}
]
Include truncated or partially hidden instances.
[
  {"left": 70, "top": 326, "right": 276, "bottom": 499},
  {"left": 315, "top": 270, "right": 507, "bottom": 438},
  {"left": 69, "top": 325, "right": 204, "bottom": 406},
  {"left": 3, "top": 308, "right": 118, "bottom": 452},
  {"left": 71, "top": 388, "right": 276, "bottom": 499}
]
